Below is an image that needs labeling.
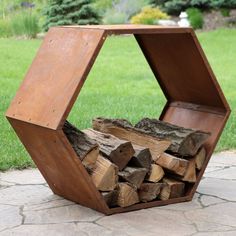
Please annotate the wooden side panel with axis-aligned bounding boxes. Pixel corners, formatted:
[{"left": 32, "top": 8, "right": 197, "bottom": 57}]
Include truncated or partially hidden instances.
[
  {"left": 6, "top": 27, "right": 105, "bottom": 130},
  {"left": 135, "top": 33, "right": 227, "bottom": 109},
  {"left": 8, "top": 118, "right": 110, "bottom": 214}
]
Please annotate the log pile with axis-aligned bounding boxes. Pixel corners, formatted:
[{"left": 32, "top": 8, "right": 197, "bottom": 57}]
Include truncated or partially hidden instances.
[{"left": 63, "top": 117, "right": 210, "bottom": 208}]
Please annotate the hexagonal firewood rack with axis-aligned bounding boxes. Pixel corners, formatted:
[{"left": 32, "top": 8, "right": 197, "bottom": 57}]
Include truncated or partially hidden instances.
[{"left": 6, "top": 25, "right": 230, "bottom": 215}]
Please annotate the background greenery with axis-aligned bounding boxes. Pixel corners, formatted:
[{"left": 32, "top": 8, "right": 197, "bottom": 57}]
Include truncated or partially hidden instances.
[{"left": 0, "top": 29, "right": 235, "bottom": 171}]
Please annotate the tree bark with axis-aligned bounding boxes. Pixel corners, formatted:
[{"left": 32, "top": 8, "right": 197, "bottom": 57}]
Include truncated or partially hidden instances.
[
  {"left": 83, "top": 128, "right": 134, "bottom": 170},
  {"left": 92, "top": 117, "right": 171, "bottom": 160},
  {"left": 63, "top": 121, "right": 99, "bottom": 169},
  {"left": 118, "top": 167, "right": 147, "bottom": 189},
  {"left": 129, "top": 145, "right": 152, "bottom": 170},
  {"left": 135, "top": 118, "right": 210, "bottom": 156}
]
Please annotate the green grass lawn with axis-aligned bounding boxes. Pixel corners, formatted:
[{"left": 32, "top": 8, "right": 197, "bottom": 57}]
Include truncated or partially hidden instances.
[{"left": 0, "top": 28, "right": 236, "bottom": 171}]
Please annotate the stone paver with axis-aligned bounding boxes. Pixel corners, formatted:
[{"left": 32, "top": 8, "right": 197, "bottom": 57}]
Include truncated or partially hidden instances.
[{"left": 1, "top": 151, "right": 236, "bottom": 236}]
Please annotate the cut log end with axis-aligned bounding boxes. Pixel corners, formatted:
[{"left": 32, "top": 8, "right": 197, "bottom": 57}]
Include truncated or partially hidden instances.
[
  {"left": 159, "top": 178, "right": 185, "bottom": 200},
  {"left": 139, "top": 183, "right": 163, "bottom": 202},
  {"left": 117, "top": 183, "right": 139, "bottom": 207},
  {"left": 91, "top": 155, "right": 118, "bottom": 191},
  {"left": 146, "top": 164, "right": 164, "bottom": 183}
]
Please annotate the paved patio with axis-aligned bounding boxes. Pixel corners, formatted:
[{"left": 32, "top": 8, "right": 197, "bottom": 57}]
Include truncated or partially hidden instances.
[{"left": 0, "top": 151, "right": 236, "bottom": 236}]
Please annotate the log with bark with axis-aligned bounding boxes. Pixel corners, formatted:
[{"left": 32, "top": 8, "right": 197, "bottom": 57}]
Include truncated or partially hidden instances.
[
  {"left": 92, "top": 117, "right": 171, "bottom": 160},
  {"left": 146, "top": 164, "right": 164, "bottom": 183},
  {"left": 159, "top": 178, "right": 185, "bottom": 200},
  {"left": 83, "top": 128, "right": 134, "bottom": 170},
  {"left": 63, "top": 121, "right": 99, "bottom": 169},
  {"left": 117, "top": 183, "right": 139, "bottom": 207},
  {"left": 129, "top": 145, "right": 152, "bottom": 170},
  {"left": 138, "top": 183, "right": 163, "bottom": 202},
  {"left": 118, "top": 167, "right": 147, "bottom": 189},
  {"left": 135, "top": 118, "right": 210, "bottom": 156},
  {"left": 91, "top": 155, "right": 118, "bottom": 191}
]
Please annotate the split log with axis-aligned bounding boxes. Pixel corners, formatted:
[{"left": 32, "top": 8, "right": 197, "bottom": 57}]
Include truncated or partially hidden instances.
[
  {"left": 101, "top": 190, "right": 118, "bottom": 207},
  {"left": 195, "top": 147, "right": 206, "bottom": 170},
  {"left": 146, "top": 164, "right": 164, "bottom": 183},
  {"left": 156, "top": 152, "right": 189, "bottom": 176},
  {"left": 118, "top": 167, "right": 147, "bottom": 189},
  {"left": 91, "top": 155, "right": 118, "bottom": 191},
  {"left": 135, "top": 118, "right": 210, "bottom": 156},
  {"left": 159, "top": 178, "right": 185, "bottom": 200},
  {"left": 63, "top": 121, "right": 99, "bottom": 169},
  {"left": 92, "top": 117, "right": 171, "bottom": 160},
  {"left": 138, "top": 183, "right": 163, "bottom": 202},
  {"left": 83, "top": 128, "right": 134, "bottom": 170},
  {"left": 117, "top": 183, "right": 139, "bottom": 207},
  {"left": 181, "top": 158, "right": 197, "bottom": 182},
  {"left": 129, "top": 145, "right": 152, "bottom": 170}
]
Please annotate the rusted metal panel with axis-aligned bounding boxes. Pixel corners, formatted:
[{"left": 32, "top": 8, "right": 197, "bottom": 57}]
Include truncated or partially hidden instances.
[
  {"left": 6, "top": 27, "right": 106, "bottom": 130},
  {"left": 8, "top": 118, "right": 110, "bottom": 214},
  {"left": 135, "top": 32, "right": 228, "bottom": 109}
]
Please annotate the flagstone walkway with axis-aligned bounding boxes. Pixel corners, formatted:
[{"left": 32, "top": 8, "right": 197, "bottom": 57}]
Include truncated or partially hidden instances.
[{"left": 1, "top": 151, "right": 236, "bottom": 236}]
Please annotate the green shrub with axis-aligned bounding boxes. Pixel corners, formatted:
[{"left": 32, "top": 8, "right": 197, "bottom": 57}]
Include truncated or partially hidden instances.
[
  {"left": 186, "top": 7, "right": 204, "bottom": 29},
  {"left": 43, "top": 0, "right": 101, "bottom": 31},
  {"left": 151, "top": 0, "right": 236, "bottom": 15},
  {"left": 131, "top": 6, "right": 169, "bottom": 24},
  {"left": 0, "top": 19, "right": 12, "bottom": 37},
  {"left": 103, "top": 11, "right": 127, "bottom": 24},
  {"left": 220, "top": 8, "right": 230, "bottom": 17},
  {"left": 10, "top": 11, "right": 39, "bottom": 38}
]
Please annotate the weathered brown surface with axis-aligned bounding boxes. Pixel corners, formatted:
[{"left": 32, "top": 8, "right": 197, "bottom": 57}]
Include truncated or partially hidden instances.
[
  {"left": 146, "top": 164, "right": 164, "bottom": 183},
  {"left": 138, "top": 183, "right": 163, "bottom": 202},
  {"left": 118, "top": 167, "right": 147, "bottom": 189},
  {"left": 159, "top": 178, "right": 185, "bottom": 200},
  {"left": 156, "top": 152, "right": 189, "bottom": 176},
  {"left": 135, "top": 118, "right": 210, "bottom": 156},
  {"left": 117, "top": 183, "right": 139, "bottom": 207},
  {"left": 101, "top": 190, "right": 118, "bottom": 207},
  {"left": 84, "top": 128, "right": 134, "bottom": 170},
  {"left": 91, "top": 155, "right": 118, "bottom": 191},
  {"left": 6, "top": 25, "right": 230, "bottom": 215},
  {"left": 92, "top": 117, "right": 171, "bottom": 159},
  {"left": 63, "top": 121, "right": 99, "bottom": 169},
  {"left": 129, "top": 145, "right": 152, "bottom": 170},
  {"left": 195, "top": 147, "right": 206, "bottom": 170}
]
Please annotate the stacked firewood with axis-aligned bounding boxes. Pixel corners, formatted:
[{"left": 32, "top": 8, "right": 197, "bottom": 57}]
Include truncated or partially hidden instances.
[{"left": 63, "top": 117, "right": 210, "bottom": 208}]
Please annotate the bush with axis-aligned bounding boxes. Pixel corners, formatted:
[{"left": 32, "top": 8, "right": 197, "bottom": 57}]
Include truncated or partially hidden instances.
[
  {"left": 151, "top": 0, "right": 236, "bottom": 15},
  {"left": 186, "top": 8, "right": 204, "bottom": 29},
  {"left": 131, "top": 6, "right": 169, "bottom": 24},
  {"left": 0, "top": 19, "right": 12, "bottom": 37},
  {"left": 103, "top": 0, "right": 149, "bottom": 24},
  {"left": 43, "top": 0, "right": 101, "bottom": 31},
  {"left": 10, "top": 11, "right": 39, "bottom": 38},
  {"left": 220, "top": 8, "right": 230, "bottom": 17}
]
